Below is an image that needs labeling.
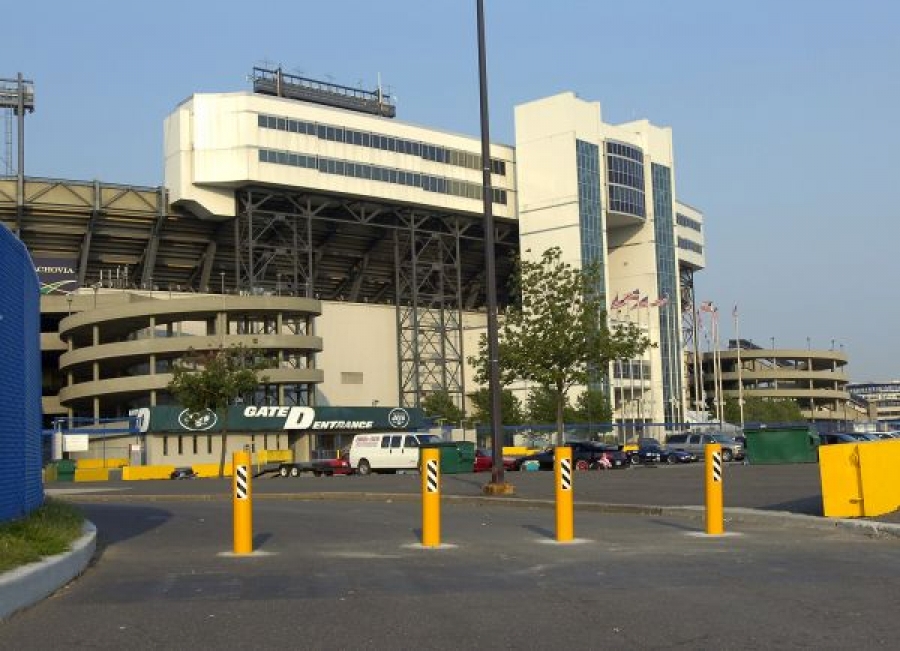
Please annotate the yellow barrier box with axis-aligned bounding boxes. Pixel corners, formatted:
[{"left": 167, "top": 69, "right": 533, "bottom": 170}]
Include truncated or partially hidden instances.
[
  {"left": 74, "top": 468, "right": 109, "bottom": 482},
  {"left": 819, "top": 440, "right": 900, "bottom": 517}
]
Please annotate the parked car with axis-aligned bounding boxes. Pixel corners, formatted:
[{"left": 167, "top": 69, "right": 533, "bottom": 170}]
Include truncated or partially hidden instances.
[
  {"left": 474, "top": 448, "right": 518, "bottom": 472},
  {"left": 666, "top": 432, "right": 745, "bottom": 462},
  {"left": 663, "top": 448, "right": 698, "bottom": 464},
  {"left": 170, "top": 466, "right": 197, "bottom": 480},
  {"left": 628, "top": 443, "right": 663, "bottom": 465},
  {"left": 512, "top": 441, "right": 628, "bottom": 471}
]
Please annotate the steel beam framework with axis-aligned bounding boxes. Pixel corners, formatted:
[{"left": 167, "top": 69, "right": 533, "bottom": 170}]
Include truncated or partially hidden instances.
[{"left": 233, "top": 187, "right": 517, "bottom": 410}]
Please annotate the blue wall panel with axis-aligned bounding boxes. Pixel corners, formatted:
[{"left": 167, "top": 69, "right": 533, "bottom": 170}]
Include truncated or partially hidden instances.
[{"left": 0, "top": 224, "right": 43, "bottom": 522}]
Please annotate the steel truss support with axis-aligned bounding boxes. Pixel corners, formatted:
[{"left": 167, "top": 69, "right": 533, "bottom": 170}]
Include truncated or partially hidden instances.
[
  {"left": 233, "top": 186, "right": 514, "bottom": 410},
  {"left": 680, "top": 267, "right": 701, "bottom": 414},
  {"left": 235, "top": 189, "right": 315, "bottom": 296},
  {"left": 394, "top": 213, "right": 465, "bottom": 411}
]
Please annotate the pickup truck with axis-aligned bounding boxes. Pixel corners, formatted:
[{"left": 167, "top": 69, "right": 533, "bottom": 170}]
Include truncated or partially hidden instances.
[{"left": 278, "top": 457, "right": 352, "bottom": 477}]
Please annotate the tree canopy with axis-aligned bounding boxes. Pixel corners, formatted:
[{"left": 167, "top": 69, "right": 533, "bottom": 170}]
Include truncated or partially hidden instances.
[
  {"left": 724, "top": 396, "right": 804, "bottom": 424},
  {"left": 421, "top": 390, "right": 465, "bottom": 425},
  {"left": 468, "top": 387, "right": 525, "bottom": 425},
  {"left": 168, "top": 345, "right": 269, "bottom": 477},
  {"left": 469, "top": 247, "right": 650, "bottom": 445}
]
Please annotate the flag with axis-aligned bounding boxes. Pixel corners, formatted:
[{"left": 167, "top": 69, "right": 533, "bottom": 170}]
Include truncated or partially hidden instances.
[
  {"left": 700, "top": 301, "right": 716, "bottom": 313},
  {"left": 638, "top": 296, "right": 649, "bottom": 308},
  {"left": 732, "top": 304, "right": 738, "bottom": 318},
  {"left": 609, "top": 294, "right": 625, "bottom": 310},
  {"left": 623, "top": 288, "right": 640, "bottom": 302},
  {"left": 651, "top": 296, "right": 669, "bottom": 307}
]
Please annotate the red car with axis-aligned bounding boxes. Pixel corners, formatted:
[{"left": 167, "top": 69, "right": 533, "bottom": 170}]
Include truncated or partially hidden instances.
[{"left": 474, "top": 448, "right": 518, "bottom": 472}]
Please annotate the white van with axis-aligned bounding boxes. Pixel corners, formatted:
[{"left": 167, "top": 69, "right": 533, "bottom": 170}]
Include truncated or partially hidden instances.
[{"left": 348, "top": 432, "right": 442, "bottom": 475}]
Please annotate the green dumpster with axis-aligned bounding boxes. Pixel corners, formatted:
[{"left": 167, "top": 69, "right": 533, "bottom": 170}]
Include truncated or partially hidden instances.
[
  {"left": 55, "top": 459, "right": 77, "bottom": 482},
  {"left": 744, "top": 425, "right": 819, "bottom": 464},
  {"left": 420, "top": 441, "right": 476, "bottom": 474}
]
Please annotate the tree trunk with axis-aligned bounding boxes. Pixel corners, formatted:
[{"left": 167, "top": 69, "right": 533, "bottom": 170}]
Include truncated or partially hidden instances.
[
  {"left": 556, "top": 385, "right": 565, "bottom": 447},
  {"left": 218, "top": 430, "right": 228, "bottom": 479}
]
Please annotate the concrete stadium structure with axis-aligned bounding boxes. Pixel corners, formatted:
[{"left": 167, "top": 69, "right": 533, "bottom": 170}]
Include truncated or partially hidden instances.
[
  {"left": 1, "top": 67, "right": 707, "bottom": 462},
  {"left": 700, "top": 341, "right": 860, "bottom": 425}
]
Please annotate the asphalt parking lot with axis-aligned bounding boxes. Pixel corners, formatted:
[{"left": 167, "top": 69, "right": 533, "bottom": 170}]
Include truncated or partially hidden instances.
[
  {"left": 2, "top": 494, "right": 900, "bottom": 650},
  {"left": 3, "top": 462, "right": 897, "bottom": 649}
]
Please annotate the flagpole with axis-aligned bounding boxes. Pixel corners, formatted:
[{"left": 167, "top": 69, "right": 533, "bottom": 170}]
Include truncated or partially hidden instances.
[
  {"left": 693, "top": 302, "right": 703, "bottom": 419},
  {"left": 734, "top": 306, "right": 745, "bottom": 429},
  {"left": 640, "top": 298, "right": 648, "bottom": 425},
  {"left": 713, "top": 308, "right": 723, "bottom": 424},
  {"left": 667, "top": 299, "right": 676, "bottom": 424}
]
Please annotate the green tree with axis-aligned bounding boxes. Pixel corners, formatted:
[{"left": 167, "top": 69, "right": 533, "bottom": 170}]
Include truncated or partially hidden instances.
[
  {"left": 421, "top": 390, "right": 465, "bottom": 425},
  {"left": 527, "top": 385, "right": 577, "bottom": 424},
  {"left": 724, "top": 396, "right": 804, "bottom": 424},
  {"left": 168, "top": 345, "right": 269, "bottom": 478},
  {"left": 468, "top": 387, "right": 525, "bottom": 425},
  {"left": 573, "top": 388, "right": 613, "bottom": 425},
  {"left": 469, "top": 247, "right": 650, "bottom": 446}
]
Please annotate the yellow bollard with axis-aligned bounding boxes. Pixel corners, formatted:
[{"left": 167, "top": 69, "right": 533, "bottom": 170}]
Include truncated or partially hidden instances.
[
  {"left": 705, "top": 443, "right": 724, "bottom": 535},
  {"left": 233, "top": 450, "right": 253, "bottom": 554},
  {"left": 421, "top": 448, "right": 441, "bottom": 547},
  {"left": 555, "top": 446, "right": 574, "bottom": 542}
]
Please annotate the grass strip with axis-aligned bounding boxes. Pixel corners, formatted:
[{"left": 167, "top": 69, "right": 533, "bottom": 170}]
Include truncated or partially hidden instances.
[{"left": 0, "top": 499, "right": 85, "bottom": 572}]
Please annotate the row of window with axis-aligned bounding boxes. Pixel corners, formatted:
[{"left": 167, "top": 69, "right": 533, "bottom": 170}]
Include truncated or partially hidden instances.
[
  {"left": 161, "top": 433, "right": 285, "bottom": 456},
  {"left": 606, "top": 141, "right": 644, "bottom": 163},
  {"left": 606, "top": 155, "right": 645, "bottom": 190},
  {"left": 677, "top": 237, "right": 704, "bottom": 254},
  {"left": 676, "top": 212, "right": 703, "bottom": 232},
  {"left": 259, "top": 148, "right": 508, "bottom": 205},
  {"left": 258, "top": 114, "right": 507, "bottom": 176},
  {"left": 608, "top": 185, "right": 646, "bottom": 217}
]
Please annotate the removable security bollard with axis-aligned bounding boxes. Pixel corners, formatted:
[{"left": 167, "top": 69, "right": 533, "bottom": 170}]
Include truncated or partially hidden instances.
[
  {"left": 233, "top": 450, "right": 253, "bottom": 554},
  {"left": 555, "top": 446, "right": 574, "bottom": 542},
  {"left": 705, "top": 443, "right": 724, "bottom": 535},
  {"left": 421, "top": 448, "right": 441, "bottom": 547}
]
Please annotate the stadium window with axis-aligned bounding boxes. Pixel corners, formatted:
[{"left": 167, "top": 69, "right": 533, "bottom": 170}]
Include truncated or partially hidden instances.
[
  {"left": 178, "top": 436, "right": 183, "bottom": 455},
  {"left": 207, "top": 436, "right": 213, "bottom": 454},
  {"left": 163, "top": 436, "right": 169, "bottom": 456}
]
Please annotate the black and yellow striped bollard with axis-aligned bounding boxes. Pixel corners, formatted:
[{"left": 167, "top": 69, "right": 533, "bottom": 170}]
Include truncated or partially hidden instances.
[
  {"left": 705, "top": 443, "right": 724, "bottom": 535},
  {"left": 555, "top": 446, "right": 574, "bottom": 542},
  {"left": 233, "top": 450, "right": 253, "bottom": 554},
  {"left": 421, "top": 448, "right": 441, "bottom": 547}
]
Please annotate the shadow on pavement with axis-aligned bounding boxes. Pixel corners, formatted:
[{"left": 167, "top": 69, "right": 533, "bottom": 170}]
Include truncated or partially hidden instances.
[
  {"left": 77, "top": 503, "right": 173, "bottom": 560},
  {"left": 761, "top": 495, "right": 823, "bottom": 515}
]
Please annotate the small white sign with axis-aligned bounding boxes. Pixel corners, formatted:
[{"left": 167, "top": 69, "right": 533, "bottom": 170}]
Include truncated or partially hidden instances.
[{"left": 63, "top": 434, "right": 89, "bottom": 452}]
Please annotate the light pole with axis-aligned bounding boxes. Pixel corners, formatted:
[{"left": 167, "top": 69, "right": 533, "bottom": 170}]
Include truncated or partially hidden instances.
[{"left": 476, "top": 0, "right": 510, "bottom": 493}]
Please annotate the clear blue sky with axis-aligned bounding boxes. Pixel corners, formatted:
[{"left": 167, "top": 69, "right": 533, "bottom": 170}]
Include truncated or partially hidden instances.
[{"left": 4, "top": 0, "right": 899, "bottom": 382}]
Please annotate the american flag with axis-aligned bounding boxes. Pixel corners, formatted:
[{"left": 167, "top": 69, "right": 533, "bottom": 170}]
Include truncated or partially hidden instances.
[
  {"left": 651, "top": 296, "right": 669, "bottom": 307},
  {"left": 623, "top": 288, "right": 640, "bottom": 302},
  {"left": 638, "top": 296, "right": 649, "bottom": 308},
  {"left": 700, "top": 301, "right": 717, "bottom": 313},
  {"left": 610, "top": 294, "right": 625, "bottom": 310}
]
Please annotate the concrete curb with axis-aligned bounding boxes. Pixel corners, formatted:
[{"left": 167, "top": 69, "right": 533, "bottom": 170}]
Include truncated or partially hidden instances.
[{"left": 0, "top": 520, "right": 96, "bottom": 621}]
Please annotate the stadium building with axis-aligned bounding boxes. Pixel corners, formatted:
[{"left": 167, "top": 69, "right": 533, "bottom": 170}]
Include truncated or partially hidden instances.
[{"left": 1, "top": 67, "right": 706, "bottom": 464}]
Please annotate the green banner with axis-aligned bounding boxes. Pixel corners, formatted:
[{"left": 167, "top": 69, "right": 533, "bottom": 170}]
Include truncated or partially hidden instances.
[{"left": 144, "top": 405, "right": 426, "bottom": 433}]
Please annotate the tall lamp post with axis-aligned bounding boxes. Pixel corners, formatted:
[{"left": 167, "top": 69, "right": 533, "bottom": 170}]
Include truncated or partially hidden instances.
[{"left": 476, "top": 0, "right": 511, "bottom": 494}]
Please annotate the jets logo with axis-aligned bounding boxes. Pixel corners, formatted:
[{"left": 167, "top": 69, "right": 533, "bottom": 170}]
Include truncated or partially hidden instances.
[
  {"left": 178, "top": 408, "right": 218, "bottom": 431},
  {"left": 388, "top": 408, "right": 410, "bottom": 429}
]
